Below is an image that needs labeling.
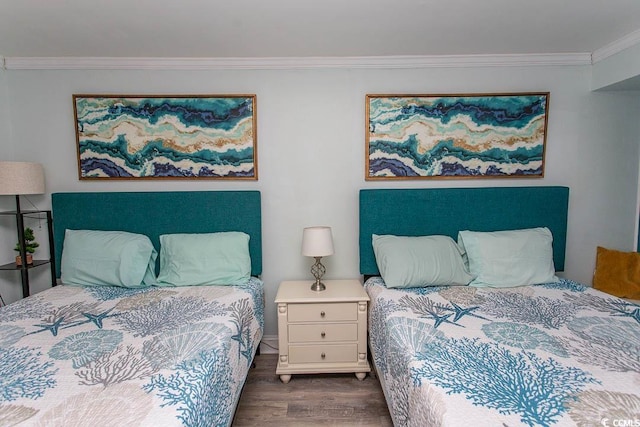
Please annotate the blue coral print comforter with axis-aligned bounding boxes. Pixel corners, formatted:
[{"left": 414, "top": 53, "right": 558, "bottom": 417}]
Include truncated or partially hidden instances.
[
  {"left": 0, "top": 278, "right": 264, "bottom": 426},
  {"left": 365, "top": 277, "right": 640, "bottom": 427}
]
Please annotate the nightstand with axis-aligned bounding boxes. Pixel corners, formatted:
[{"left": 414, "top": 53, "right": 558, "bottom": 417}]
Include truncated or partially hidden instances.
[{"left": 275, "top": 279, "right": 371, "bottom": 383}]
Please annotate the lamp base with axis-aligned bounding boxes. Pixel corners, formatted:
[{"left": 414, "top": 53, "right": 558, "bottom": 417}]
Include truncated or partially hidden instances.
[
  {"left": 310, "top": 256, "right": 327, "bottom": 291},
  {"left": 310, "top": 280, "right": 326, "bottom": 292}
]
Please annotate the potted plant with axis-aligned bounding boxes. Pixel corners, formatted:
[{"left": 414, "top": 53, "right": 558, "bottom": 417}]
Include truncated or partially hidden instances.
[{"left": 14, "top": 227, "right": 39, "bottom": 266}]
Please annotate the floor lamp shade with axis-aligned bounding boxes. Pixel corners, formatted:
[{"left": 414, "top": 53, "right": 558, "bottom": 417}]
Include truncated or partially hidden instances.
[{"left": 0, "top": 162, "right": 45, "bottom": 195}]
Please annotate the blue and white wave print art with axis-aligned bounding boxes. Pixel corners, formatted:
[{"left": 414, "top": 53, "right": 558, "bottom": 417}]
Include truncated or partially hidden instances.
[
  {"left": 366, "top": 93, "right": 549, "bottom": 179},
  {"left": 74, "top": 95, "right": 257, "bottom": 179}
]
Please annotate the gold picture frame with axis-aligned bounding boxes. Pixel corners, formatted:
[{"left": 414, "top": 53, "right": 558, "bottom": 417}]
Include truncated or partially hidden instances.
[{"left": 366, "top": 92, "right": 549, "bottom": 180}]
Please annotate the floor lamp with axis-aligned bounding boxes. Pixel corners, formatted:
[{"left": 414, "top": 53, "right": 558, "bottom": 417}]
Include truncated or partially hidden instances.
[{"left": 0, "top": 161, "right": 46, "bottom": 295}]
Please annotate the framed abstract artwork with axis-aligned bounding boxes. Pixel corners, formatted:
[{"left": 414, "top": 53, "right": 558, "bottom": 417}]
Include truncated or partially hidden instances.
[
  {"left": 366, "top": 93, "right": 550, "bottom": 180},
  {"left": 73, "top": 94, "right": 257, "bottom": 180}
]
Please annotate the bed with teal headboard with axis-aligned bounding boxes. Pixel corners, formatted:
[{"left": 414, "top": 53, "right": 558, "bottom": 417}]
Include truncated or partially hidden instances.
[
  {"left": 360, "top": 186, "right": 640, "bottom": 426},
  {"left": 0, "top": 190, "right": 263, "bottom": 427},
  {"left": 52, "top": 190, "right": 262, "bottom": 279},
  {"left": 360, "top": 186, "right": 569, "bottom": 277}
]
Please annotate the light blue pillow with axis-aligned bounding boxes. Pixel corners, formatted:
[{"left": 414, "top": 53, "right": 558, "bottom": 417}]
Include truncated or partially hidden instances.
[
  {"left": 156, "top": 231, "right": 251, "bottom": 287},
  {"left": 458, "top": 227, "right": 558, "bottom": 288},
  {"left": 372, "top": 234, "right": 475, "bottom": 288},
  {"left": 61, "top": 229, "right": 157, "bottom": 288}
]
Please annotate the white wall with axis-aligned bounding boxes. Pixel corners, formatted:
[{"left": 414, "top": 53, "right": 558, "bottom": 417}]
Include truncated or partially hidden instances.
[
  {"left": 592, "top": 43, "right": 640, "bottom": 91},
  {"left": 2, "top": 64, "right": 639, "bottom": 335},
  {"left": 0, "top": 66, "right": 14, "bottom": 172},
  {"left": 592, "top": 44, "right": 640, "bottom": 248},
  {"left": 0, "top": 66, "right": 13, "bottom": 173}
]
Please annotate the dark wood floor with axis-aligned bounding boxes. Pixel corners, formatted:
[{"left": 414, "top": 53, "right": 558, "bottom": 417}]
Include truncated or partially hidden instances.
[{"left": 233, "top": 354, "right": 393, "bottom": 426}]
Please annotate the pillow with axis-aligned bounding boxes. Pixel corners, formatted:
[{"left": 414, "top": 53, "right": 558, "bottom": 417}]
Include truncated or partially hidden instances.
[
  {"left": 593, "top": 246, "right": 640, "bottom": 299},
  {"left": 458, "top": 227, "right": 558, "bottom": 288},
  {"left": 372, "top": 234, "right": 474, "bottom": 288},
  {"left": 156, "top": 231, "right": 251, "bottom": 287},
  {"left": 61, "top": 229, "right": 157, "bottom": 288}
]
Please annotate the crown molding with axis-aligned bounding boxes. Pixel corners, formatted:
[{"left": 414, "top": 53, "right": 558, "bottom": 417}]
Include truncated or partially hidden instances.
[
  {"left": 3, "top": 53, "right": 592, "bottom": 71},
  {"left": 592, "top": 29, "right": 640, "bottom": 63}
]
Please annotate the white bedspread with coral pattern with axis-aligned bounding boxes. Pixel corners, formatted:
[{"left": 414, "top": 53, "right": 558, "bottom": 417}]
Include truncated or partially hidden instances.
[
  {"left": 0, "top": 278, "right": 264, "bottom": 427},
  {"left": 365, "top": 277, "right": 640, "bottom": 427}
]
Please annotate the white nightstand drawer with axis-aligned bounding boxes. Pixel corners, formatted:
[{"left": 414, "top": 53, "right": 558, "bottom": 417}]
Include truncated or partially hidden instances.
[
  {"left": 289, "top": 344, "right": 357, "bottom": 364},
  {"left": 288, "top": 302, "right": 357, "bottom": 322},
  {"left": 288, "top": 323, "right": 358, "bottom": 343}
]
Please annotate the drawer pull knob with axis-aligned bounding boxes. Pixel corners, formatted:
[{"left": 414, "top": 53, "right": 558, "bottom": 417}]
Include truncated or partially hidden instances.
[
  {"left": 320, "top": 311, "right": 326, "bottom": 317},
  {"left": 321, "top": 332, "right": 326, "bottom": 338},
  {"left": 321, "top": 352, "right": 326, "bottom": 359}
]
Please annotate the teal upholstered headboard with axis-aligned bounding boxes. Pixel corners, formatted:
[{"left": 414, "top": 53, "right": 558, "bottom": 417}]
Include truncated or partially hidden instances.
[
  {"left": 360, "top": 186, "right": 569, "bottom": 276},
  {"left": 52, "top": 191, "right": 262, "bottom": 278}
]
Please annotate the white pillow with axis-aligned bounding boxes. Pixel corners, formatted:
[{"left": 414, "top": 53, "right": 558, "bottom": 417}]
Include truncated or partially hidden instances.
[
  {"left": 372, "top": 234, "right": 475, "bottom": 288},
  {"left": 457, "top": 227, "right": 558, "bottom": 288}
]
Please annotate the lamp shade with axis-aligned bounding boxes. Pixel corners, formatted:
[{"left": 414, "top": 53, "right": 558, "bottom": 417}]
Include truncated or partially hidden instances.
[
  {"left": 302, "top": 226, "right": 334, "bottom": 257},
  {"left": 0, "top": 161, "right": 45, "bottom": 195}
]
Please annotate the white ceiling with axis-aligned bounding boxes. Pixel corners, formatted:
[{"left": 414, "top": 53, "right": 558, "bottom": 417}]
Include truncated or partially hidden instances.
[{"left": 1, "top": 0, "right": 640, "bottom": 59}]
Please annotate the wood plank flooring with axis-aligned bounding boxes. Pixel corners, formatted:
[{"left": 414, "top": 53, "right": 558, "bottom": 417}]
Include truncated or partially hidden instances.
[{"left": 233, "top": 354, "right": 393, "bottom": 426}]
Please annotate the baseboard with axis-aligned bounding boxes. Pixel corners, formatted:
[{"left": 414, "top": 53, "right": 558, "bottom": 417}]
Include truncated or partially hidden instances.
[{"left": 259, "top": 335, "right": 279, "bottom": 354}]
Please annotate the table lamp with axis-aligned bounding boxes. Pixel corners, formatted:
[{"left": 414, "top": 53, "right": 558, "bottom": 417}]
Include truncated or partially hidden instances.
[{"left": 301, "top": 226, "right": 334, "bottom": 291}]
